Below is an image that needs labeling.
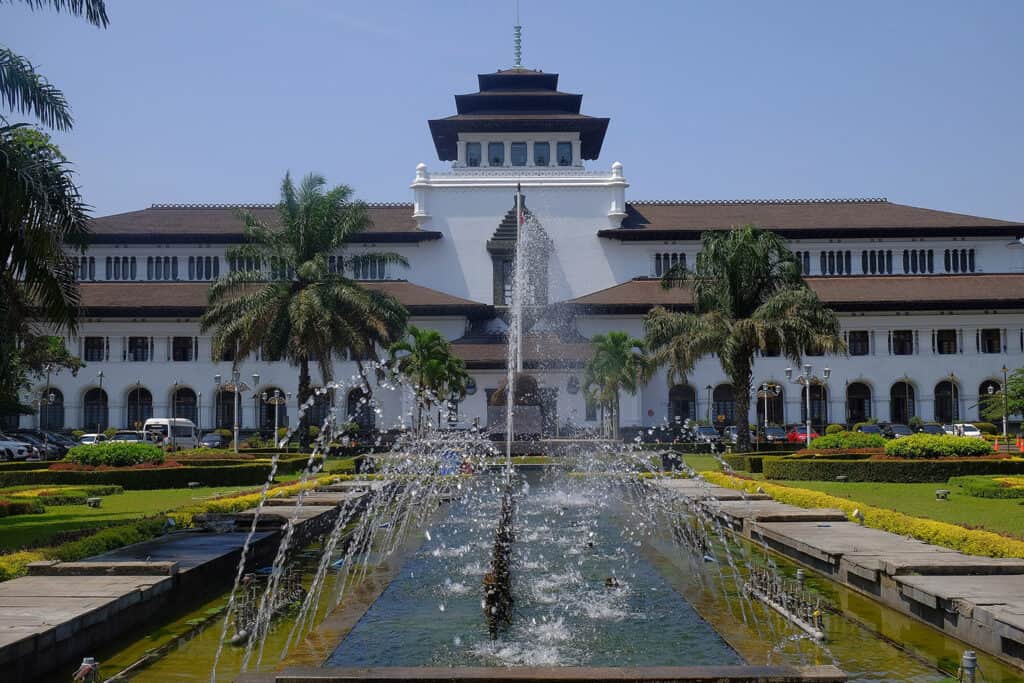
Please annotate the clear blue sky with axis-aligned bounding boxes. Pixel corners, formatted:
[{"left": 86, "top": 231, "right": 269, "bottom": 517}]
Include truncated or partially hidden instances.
[{"left": 6, "top": 0, "right": 1023, "bottom": 220}]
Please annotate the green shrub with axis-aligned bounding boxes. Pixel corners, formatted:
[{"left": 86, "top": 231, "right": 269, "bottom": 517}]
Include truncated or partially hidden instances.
[
  {"left": 214, "top": 428, "right": 233, "bottom": 439},
  {"left": 66, "top": 442, "right": 165, "bottom": 467},
  {"left": 71, "top": 430, "right": 85, "bottom": 440},
  {"left": 950, "top": 475, "right": 1024, "bottom": 499},
  {"left": 884, "top": 434, "right": 994, "bottom": 458},
  {"left": 0, "top": 498, "right": 45, "bottom": 516},
  {"left": 908, "top": 416, "right": 924, "bottom": 430},
  {"left": 763, "top": 457, "right": 1024, "bottom": 482},
  {"left": 788, "top": 450, "right": 878, "bottom": 460},
  {"left": 825, "top": 424, "right": 844, "bottom": 435},
  {"left": 308, "top": 425, "right": 320, "bottom": 440},
  {"left": 102, "top": 427, "right": 118, "bottom": 439},
  {"left": 973, "top": 422, "right": 998, "bottom": 435},
  {"left": 809, "top": 431, "right": 886, "bottom": 450},
  {"left": 0, "top": 464, "right": 275, "bottom": 489},
  {"left": 723, "top": 454, "right": 765, "bottom": 473}
]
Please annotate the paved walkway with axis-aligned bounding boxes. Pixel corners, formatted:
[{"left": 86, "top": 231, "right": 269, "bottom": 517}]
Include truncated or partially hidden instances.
[{"left": 650, "top": 477, "right": 1024, "bottom": 672}]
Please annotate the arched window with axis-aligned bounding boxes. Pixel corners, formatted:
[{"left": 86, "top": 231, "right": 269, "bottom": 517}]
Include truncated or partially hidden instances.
[
  {"left": 755, "top": 384, "right": 784, "bottom": 427},
  {"left": 346, "top": 388, "right": 375, "bottom": 432},
  {"left": 215, "top": 389, "right": 235, "bottom": 430},
  {"left": 846, "top": 382, "right": 871, "bottom": 424},
  {"left": 800, "top": 384, "right": 828, "bottom": 428},
  {"left": 40, "top": 388, "right": 64, "bottom": 430},
  {"left": 307, "top": 389, "right": 333, "bottom": 430},
  {"left": 978, "top": 380, "right": 1001, "bottom": 420},
  {"left": 668, "top": 385, "right": 696, "bottom": 423},
  {"left": 712, "top": 384, "right": 736, "bottom": 426},
  {"left": 173, "top": 387, "right": 197, "bottom": 424},
  {"left": 126, "top": 387, "right": 153, "bottom": 429},
  {"left": 934, "top": 380, "right": 959, "bottom": 424},
  {"left": 83, "top": 388, "right": 108, "bottom": 432},
  {"left": 889, "top": 382, "right": 915, "bottom": 424},
  {"left": 255, "top": 387, "right": 288, "bottom": 434}
]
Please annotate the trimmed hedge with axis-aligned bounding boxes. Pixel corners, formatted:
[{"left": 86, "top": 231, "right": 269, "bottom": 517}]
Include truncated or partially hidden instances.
[
  {"left": 951, "top": 476, "right": 1024, "bottom": 499},
  {"left": 0, "top": 461, "right": 59, "bottom": 471},
  {"left": 809, "top": 431, "right": 886, "bottom": 450},
  {"left": 825, "top": 424, "right": 844, "bottom": 435},
  {"left": 0, "top": 498, "right": 45, "bottom": 517},
  {"left": 66, "top": 442, "right": 164, "bottom": 467},
  {"left": 703, "top": 471, "right": 1024, "bottom": 558},
  {"left": 0, "top": 464, "right": 277, "bottom": 489},
  {"left": 764, "top": 457, "right": 1024, "bottom": 483},
  {"left": 884, "top": 434, "right": 994, "bottom": 458},
  {"left": 723, "top": 454, "right": 764, "bottom": 473}
]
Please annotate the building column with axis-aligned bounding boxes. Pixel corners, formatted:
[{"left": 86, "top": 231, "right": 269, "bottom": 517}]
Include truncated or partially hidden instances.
[
  {"left": 456, "top": 140, "right": 466, "bottom": 167},
  {"left": 571, "top": 140, "right": 582, "bottom": 166},
  {"left": 526, "top": 141, "right": 534, "bottom": 167}
]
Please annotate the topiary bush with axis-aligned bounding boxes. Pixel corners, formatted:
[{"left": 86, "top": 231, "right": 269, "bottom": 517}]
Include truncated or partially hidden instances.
[
  {"left": 763, "top": 457, "right": 1024, "bottom": 482},
  {"left": 66, "top": 442, "right": 164, "bottom": 467},
  {"left": 809, "top": 431, "right": 886, "bottom": 449},
  {"left": 102, "top": 427, "right": 118, "bottom": 439},
  {"left": 908, "top": 415, "right": 924, "bottom": 430},
  {"left": 71, "top": 430, "right": 85, "bottom": 441},
  {"left": 825, "top": 424, "right": 844, "bottom": 435},
  {"left": 973, "top": 422, "right": 998, "bottom": 435},
  {"left": 884, "top": 434, "right": 994, "bottom": 458}
]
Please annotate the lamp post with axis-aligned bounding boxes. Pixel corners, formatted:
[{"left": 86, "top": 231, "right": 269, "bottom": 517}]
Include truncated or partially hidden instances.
[
  {"left": 1002, "top": 365, "right": 1009, "bottom": 439},
  {"left": 215, "top": 371, "right": 252, "bottom": 454},
  {"left": 197, "top": 391, "right": 202, "bottom": 437},
  {"left": 262, "top": 389, "right": 285, "bottom": 447},
  {"left": 171, "top": 381, "right": 179, "bottom": 451},
  {"left": 133, "top": 379, "right": 143, "bottom": 431},
  {"left": 786, "top": 364, "right": 830, "bottom": 445},
  {"left": 948, "top": 372, "right": 958, "bottom": 425},
  {"left": 96, "top": 371, "right": 104, "bottom": 436},
  {"left": 41, "top": 362, "right": 53, "bottom": 447},
  {"left": 705, "top": 384, "right": 712, "bottom": 423}
]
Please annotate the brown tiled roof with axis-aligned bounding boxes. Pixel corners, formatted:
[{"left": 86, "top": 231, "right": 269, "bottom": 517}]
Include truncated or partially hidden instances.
[
  {"left": 569, "top": 275, "right": 1024, "bottom": 312},
  {"left": 452, "top": 333, "right": 592, "bottom": 370},
  {"left": 600, "top": 199, "right": 1024, "bottom": 239},
  {"left": 88, "top": 204, "right": 439, "bottom": 244},
  {"left": 77, "top": 281, "right": 491, "bottom": 317}
]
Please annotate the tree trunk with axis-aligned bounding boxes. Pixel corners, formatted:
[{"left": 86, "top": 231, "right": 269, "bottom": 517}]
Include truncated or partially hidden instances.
[
  {"left": 613, "top": 392, "right": 621, "bottom": 440},
  {"left": 731, "top": 356, "right": 753, "bottom": 452},
  {"left": 298, "top": 357, "right": 311, "bottom": 450}
]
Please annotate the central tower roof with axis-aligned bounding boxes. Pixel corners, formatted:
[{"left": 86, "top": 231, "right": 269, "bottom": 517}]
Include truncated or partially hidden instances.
[{"left": 427, "top": 68, "right": 610, "bottom": 162}]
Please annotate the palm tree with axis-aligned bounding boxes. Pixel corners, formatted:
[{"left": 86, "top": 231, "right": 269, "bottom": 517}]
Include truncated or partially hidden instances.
[
  {"left": 201, "top": 172, "right": 409, "bottom": 446},
  {"left": 582, "top": 331, "right": 645, "bottom": 438},
  {"left": 389, "top": 326, "right": 470, "bottom": 431},
  {"left": 644, "top": 225, "right": 844, "bottom": 451}
]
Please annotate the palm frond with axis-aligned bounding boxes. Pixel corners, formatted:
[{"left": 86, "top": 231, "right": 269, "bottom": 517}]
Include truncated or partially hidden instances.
[
  {"left": 15, "top": 0, "right": 109, "bottom": 28},
  {"left": 0, "top": 49, "right": 72, "bottom": 130}
]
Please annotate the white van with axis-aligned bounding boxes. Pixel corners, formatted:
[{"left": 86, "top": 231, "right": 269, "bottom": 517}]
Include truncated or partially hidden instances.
[{"left": 143, "top": 418, "right": 199, "bottom": 449}]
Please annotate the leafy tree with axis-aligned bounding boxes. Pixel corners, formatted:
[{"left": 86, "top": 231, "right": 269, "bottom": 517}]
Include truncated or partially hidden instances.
[
  {"left": 201, "top": 172, "right": 409, "bottom": 446},
  {"left": 389, "top": 325, "right": 470, "bottom": 430},
  {"left": 979, "top": 369, "right": 1024, "bottom": 425},
  {"left": 582, "top": 331, "right": 645, "bottom": 438},
  {"left": 644, "top": 226, "right": 844, "bottom": 451}
]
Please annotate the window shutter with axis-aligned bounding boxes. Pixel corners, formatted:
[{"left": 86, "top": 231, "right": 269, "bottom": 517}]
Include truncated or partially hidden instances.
[
  {"left": 1004, "top": 329, "right": 1008, "bottom": 353},
  {"left": 167, "top": 337, "right": 171, "bottom": 361},
  {"left": 958, "top": 329, "right": 963, "bottom": 354},
  {"left": 150, "top": 337, "right": 155, "bottom": 361},
  {"left": 931, "top": 330, "right": 936, "bottom": 354},
  {"left": 887, "top": 331, "right": 892, "bottom": 355},
  {"left": 975, "top": 330, "right": 980, "bottom": 354},
  {"left": 122, "top": 337, "right": 127, "bottom": 361},
  {"left": 194, "top": 337, "right": 199, "bottom": 362},
  {"left": 914, "top": 330, "right": 919, "bottom": 354}
]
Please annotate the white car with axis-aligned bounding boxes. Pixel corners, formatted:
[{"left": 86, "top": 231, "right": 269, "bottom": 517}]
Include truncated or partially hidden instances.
[
  {"left": 0, "top": 435, "right": 31, "bottom": 461},
  {"left": 78, "top": 433, "right": 108, "bottom": 445},
  {"left": 942, "top": 423, "right": 984, "bottom": 438}
]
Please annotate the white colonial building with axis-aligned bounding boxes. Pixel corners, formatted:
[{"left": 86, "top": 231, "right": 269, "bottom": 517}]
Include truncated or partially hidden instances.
[{"left": 14, "top": 65, "right": 1024, "bottom": 436}]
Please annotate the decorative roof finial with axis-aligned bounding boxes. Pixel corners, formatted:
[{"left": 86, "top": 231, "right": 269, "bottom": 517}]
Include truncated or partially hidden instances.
[{"left": 513, "top": 0, "right": 522, "bottom": 68}]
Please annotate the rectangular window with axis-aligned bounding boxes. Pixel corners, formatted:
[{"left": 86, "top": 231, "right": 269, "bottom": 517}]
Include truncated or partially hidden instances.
[
  {"left": 128, "top": 336, "right": 150, "bottom": 362},
  {"left": 533, "top": 142, "right": 550, "bottom": 166},
  {"left": 488, "top": 142, "right": 504, "bottom": 166},
  {"left": 172, "top": 336, "right": 194, "bottom": 362},
  {"left": 83, "top": 337, "right": 105, "bottom": 362},
  {"left": 556, "top": 142, "right": 572, "bottom": 166},
  {"left": 892, "top": 330, "right": 914, "bottom": 355},
  {"left": 510, "top": 142, "right": 527, "bottom": 166},
  {"left": 585, "top": 399, "right": 597, "bottom": 422},
  {"left": 466, "top": 142, "right": 481, "bottom": 167},
  {"left": 936, "top": 329, "right": 957, "bottom": 354},
  {"left": 848, "top": 331, "right": 870, "bottom": 356},
  {"left": 981, "top": 328, "right": 1002, "bottom": 354}
]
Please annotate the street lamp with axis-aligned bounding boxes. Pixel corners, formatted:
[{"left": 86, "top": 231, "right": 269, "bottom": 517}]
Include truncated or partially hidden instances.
[
  {"left": 785, "top": 365, "right": 830, "bottom": 444},
  {"left": 948, "top": 372, "right": 958, "bottom": 424},
  {"left": 197, "top": 391, "right": 203, "bottom": 437},
  {"left": 41, "top": 362, "right": 53, "bottom": 448},
  {"left": 705, "top": 384, "right": 712, "bottom": 423},
  {"left": 216, "top": 370, "right": 252, "bottom": 454},
  {"left": 1002, "top": 365, "right": 1010, "bottom": 439},
  {"left": 171, "top": 381, "right": 179, "bottom": 451},
  {"left": 262, "top": 389, "right": 285, "bottom": 448},
  {"left": 96, "top": 371, "right": 104, "bottom": 436}
]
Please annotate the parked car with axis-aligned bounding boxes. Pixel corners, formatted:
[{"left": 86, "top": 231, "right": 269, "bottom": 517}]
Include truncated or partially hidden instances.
[
  {"left": 0, "top": 434, "right": 31, "bottom": 461},
  {"left": 786, "top": 426, "right": 820, "bottom": 443},
  {"left": 918, "top": 423, "right": 945, "bottom": 435},
  {"left": 13, "top": 429, "right": 69, "bottom": 457},
  {"left": 942, "top": 423, "right": 984, "bottom": 438},
  {"left": 199, "top": 432, "right": 230, "bottom": 449},
  {"left": 762, "top": 426, "right": 789, "bottom": 442},
  {"left": 10, "top": 431, "right": 63, "bottom": 459},
  {"left": 694, "top": 425, "right": 721, "bottom": 443},
  {"left": 78, "top": 433, "right": 108, "bottom": 445},
  {"left": 110, "top": 430, "right": 157, "bottom": 443},
  {"left": 856, "top": 424, "right": 883, "bottom": 435},
  {"left": 882, "top": 423, "right": 914, "bottom": 439}
]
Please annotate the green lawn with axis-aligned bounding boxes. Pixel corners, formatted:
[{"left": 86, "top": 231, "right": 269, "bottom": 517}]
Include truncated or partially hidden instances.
[
  {"left": 772, "top": 478, "right": 1024, "bottom": 540},
  {"left": 0, "top": 485, "right": 250, "bottom": 551}
]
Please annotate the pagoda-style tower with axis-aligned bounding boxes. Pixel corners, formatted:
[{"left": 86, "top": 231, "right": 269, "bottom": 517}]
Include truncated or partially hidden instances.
[{"left": 427, "top": 69, "right": 610, "bottom": 169}]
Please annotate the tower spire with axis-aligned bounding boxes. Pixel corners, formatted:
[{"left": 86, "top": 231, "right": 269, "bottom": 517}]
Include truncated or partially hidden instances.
[{"left": 513, "top": 0, "right": 522, "bottom": 68}]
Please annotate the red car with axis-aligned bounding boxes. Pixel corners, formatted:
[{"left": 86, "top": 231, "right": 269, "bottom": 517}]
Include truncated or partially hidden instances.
[{"left": 786, "top": 427, "right": 820, "bottom": 443}]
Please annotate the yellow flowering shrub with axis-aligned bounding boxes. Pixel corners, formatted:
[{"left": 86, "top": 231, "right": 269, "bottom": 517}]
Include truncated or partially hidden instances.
[
  {"left": 0, "top": 551, "right": 47, "bottom": 582},
  {"left": 701, "top": 471, "right": 1024, "bottom": 558}
]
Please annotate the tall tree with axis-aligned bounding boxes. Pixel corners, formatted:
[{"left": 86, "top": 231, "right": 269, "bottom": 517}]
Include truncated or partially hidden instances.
[
  {"left": 388, "top": 325, "right": 470, "bottom": 430},
  {"left": 582, "top": 331, "right": 645, "bottom": 438},
  {"left": 644, "top": 226, "right": 844, "bottom": 451},
  {"left": 201, "top": 172, "right": 409, "bottom": 446}
]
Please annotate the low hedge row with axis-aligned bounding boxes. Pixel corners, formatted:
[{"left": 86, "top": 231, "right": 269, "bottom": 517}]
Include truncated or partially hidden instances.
[
  {"left": 702, "top": 471, "right": 1024, "bottom": 558},
  {"left": 809, "top": 431, "right": 886, "bottom": 449},
  {"left": 722, "top": 454, "right": 765, "bottom": 473},
  {"left": 951, "top": 476, "right": 1024, "bottom": 499},
  {"left": 787, "top": 450, "right": 878, "bottom": 461},
  {"left": 885, "top": 434, "right": 994, "bottom": 458},
  {"left": 0, "top": 464, "right": 276, "bottom": 489},
  {"left": 763, "top": 457, "right": 1024, "bottom": 482},
  {"left": 0, "top": 498, "right": 45, "bottom": 517},
  {"left": 0, "top": 461, "right": 59, "bottom": 471}
]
